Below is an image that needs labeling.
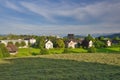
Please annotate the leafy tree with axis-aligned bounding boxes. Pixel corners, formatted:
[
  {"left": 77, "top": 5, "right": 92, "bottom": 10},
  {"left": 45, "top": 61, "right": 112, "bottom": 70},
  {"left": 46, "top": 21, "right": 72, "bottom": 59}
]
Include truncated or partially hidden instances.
[
  {"left": 0, "top": 43, "right": 9, "bottom": 58},
  {"left": 113, "top": 36, "right": 119, "bottom": 40},
  {"left": 21, "top": 41, "right": 26, "bottom": 47},
  {"left": 34, "top": 36, "right": 46, "bottom": 49},
  {"left": 39, "top": 36, "right": 46, "bottom": 49},
  {"left": 0, "top": 43, "right": 5, "bottom": 47},
  {"left": 98, "top": 36, "right": 105, "bottom": 41},
  {"left": 47, "top": 36, "right": 56, "bottom": 41},
  {"left": 54, "top": 39, "right": 65, "bottom": 48},
  {"left": 15, "top": 42, "right": 20, "bottom": 47},
  {"left": 7, "top": 42, "right": 13, "bottom": 45},
  {"left": 6, "top": 34, "right": 19, "bottom": 39},
  {"left": 81, "top": 39, "right": 88, "bottom": 48},
  {"left": 94, "top": 39, "right": 106, "bottom": 48},
  {"left": 85, "top": 34, "right": 93, "bottom": 41},
  {"left": 2, "top": 46, "right": 9, "bottom": 57},
  {"left": 34, "top": 37, "right": 40, "bottom": 48}
]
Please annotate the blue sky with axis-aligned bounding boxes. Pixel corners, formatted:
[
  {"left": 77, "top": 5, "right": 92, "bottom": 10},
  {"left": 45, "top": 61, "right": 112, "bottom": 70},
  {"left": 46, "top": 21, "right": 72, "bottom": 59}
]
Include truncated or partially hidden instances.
[{"left": 0, "top": 0, "right": 120, "bottom": 35}]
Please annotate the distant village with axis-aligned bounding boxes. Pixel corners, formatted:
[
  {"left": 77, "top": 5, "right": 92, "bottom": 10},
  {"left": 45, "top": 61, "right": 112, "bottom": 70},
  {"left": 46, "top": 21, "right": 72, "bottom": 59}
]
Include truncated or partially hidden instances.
[{"left": 0, "top": 34, "right": 120, "bottom": 55}]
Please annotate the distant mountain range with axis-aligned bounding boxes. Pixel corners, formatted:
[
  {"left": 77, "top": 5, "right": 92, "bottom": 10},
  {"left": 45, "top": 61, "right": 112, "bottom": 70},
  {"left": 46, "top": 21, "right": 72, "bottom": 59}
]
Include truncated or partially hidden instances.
[
  {"left": 0, "top": 33, "right": 120, "bottom": 39},
  {"left": 63, "top": 33, "right": 120, "bottom": 38},
  {"left": 102, "top": 33, "right": 120, "bottom": 38}
]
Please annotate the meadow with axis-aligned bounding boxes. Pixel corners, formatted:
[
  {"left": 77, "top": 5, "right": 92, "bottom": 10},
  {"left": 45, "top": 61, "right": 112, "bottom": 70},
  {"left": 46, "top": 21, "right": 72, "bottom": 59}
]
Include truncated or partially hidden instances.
[
  {"left": 96, "top": 47, "right": 120, "bottom": 53},
  {"left": 15, "top": 48, "right": 40, "bottom": 57},
  {"left": 15, "top": 47, "right": 120, "bottom": 57},
  {"left": 0, "top": 53, "right": 120, "bottom": 80}
]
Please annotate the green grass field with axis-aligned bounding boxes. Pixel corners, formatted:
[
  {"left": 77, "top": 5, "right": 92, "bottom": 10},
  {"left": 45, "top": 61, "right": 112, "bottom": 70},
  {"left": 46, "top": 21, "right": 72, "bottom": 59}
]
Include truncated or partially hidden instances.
[
  {"left": 14, "top": 47, "right": 120, "bottom": 57},
  {"left": 96, "top": 47, "right": 120, "bottom": 53},
  {"left": 15, "top": 48, "right": 40, "bottom": 57},
  {"left": 64, "top": 48, "right": 87, "bottom": 53},
  {"left": 0, "top": 53, "right": 120, "bottom": 80}
]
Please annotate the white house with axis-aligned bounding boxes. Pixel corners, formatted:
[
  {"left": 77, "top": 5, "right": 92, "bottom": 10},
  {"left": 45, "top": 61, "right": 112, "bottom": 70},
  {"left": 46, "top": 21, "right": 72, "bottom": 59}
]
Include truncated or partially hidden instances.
[
  {"left": 107, "top": 40, "right": 111, "bottom": 46},
  {"left": 88, "top": 40, "right": 93, "bottom": 48},
  {"left": 0, "top": 39, "right": 29, "bottom": 48},
  {"left": 29, "top": 38, "right": 36, "bottom": 44},
  {"left": 45, "top": 40, "right": 53, "bottom": 49},
  {"left": 68, "top": 40, "right": 77, "bottom": 48}
]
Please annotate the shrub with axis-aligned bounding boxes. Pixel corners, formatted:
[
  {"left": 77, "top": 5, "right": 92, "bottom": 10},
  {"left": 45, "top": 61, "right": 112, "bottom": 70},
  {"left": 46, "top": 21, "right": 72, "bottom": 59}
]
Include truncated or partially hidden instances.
[
  {"left": 31, "top": 52, "right": 39, "bottom": 56},
  {"left": 15, "top": 42, "right": 20, "bottom": 47},
  {"left": 0, "top": 48, "right": 3, "bottom": 58},
  {"left": 94, "top": 40, "right": 106, "bottom": 48},
  {"left": 64, "top": 48, "right": 74, "bottom": 53},
  {"left": 49, "top": 48, "right": 64, "bottom": 54},
  {"left": 40, "top": 48, "right": 64, "bottom": 55},
  {"left": 15, "top": 48, "right": 40, "bottom": 57},
  {"left": 41, "top": 49, "right": 50, "bottom": 55},
  {"left": 54, "top": 39, "right": 65, "bottom": 48},
  {"left": 20, "top": 41, "right": 26, "bottom": 47},
  {"left": 0, "top": 43, "right": 10, "bottom": 58},
  {"left": 88, "top": 47, "right": 96, "bottom": 53},
  {"left": 64, "top": 48, "right": 87, "bottom": 53},
  {"left": 2, "top": 47, "right": 10, "bottom": 57},
  {"left": 7, "top": 42, "right": 13, "bottom": 45}
]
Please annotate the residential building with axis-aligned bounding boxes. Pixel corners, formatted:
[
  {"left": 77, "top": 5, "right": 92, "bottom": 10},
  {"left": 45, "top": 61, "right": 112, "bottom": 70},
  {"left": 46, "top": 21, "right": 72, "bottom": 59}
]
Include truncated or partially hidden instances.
[
  {"left": 29, "top": 38, "right": 36, "bottom": 44},
  {"left": 107, "top": 40, "right": 111, "bottom": 46},
  {"left": 6, "top": 44, "right": 18, "bottom": 55},
  {"left": 0, "top": 39, "right": 29, "bottom": 48},
  {"left": 68, "top": 40, "right": 77, "bottom": 48},
  {"left": 45, "top": 40, "right": 53, "bottom": 49},
  {"left": 88, "top": 40, "right": 93, "bottom": 48}
]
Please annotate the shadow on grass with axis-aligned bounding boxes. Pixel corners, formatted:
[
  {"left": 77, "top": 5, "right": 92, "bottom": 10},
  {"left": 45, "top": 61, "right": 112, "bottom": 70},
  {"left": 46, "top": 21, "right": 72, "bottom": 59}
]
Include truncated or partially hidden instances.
[
  {"left": 97, "top": 48, "right": 120, "bottom": 53},
  {"left": 0, "top": 57, "right": 120, "bottom": 80}
]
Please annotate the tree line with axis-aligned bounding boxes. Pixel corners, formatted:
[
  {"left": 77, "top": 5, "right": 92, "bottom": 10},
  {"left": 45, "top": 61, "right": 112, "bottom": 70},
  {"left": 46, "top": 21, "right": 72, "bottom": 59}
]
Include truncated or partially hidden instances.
[{"left": 0, "top": 34, "right": 120, "bottom": 56}]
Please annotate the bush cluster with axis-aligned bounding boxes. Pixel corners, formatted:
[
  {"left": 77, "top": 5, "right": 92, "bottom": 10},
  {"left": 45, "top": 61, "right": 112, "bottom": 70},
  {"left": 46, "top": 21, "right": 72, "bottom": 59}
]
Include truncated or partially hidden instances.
[
  {"left": 88, "top": 47, "right": 96, "bottom": 53},
  {"left": 0, "top": 43, "right": 10, "bottom": 58}
]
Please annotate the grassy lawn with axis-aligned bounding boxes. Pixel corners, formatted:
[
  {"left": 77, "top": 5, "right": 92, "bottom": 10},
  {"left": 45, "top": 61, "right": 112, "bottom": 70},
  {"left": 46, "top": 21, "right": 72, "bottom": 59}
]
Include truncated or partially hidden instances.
[
  {"left": 14, "top": 47, "right": 120, "bottom": 57},
  {"left": 64, "top": 48, "right": 87, "bottom": 53},
  {"left": 15, "top": 48, "right": 40, "bottom": 57},
  {"left": 15, "top": 48, "right": 88, "bottom": 57},
  {"left": 0, "top": 53, "right": 120, "bottom": 80},
  {"left": 46, "top": 48, "right": 64, "bottom": 54},
  {"left": 96, "top": 47, "right": 120, "bottom": 53}
]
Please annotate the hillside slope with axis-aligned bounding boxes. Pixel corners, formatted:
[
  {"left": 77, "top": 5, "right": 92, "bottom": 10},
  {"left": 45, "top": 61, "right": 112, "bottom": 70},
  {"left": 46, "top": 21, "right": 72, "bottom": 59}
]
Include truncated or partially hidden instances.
[{"left": 0, "top": 54, "right": 120, "bottom": 80}]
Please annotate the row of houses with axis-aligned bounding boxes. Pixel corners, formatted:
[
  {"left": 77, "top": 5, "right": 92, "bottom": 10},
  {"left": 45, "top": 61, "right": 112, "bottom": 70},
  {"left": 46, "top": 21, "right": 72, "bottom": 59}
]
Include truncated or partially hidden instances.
[
  {"left": 0, "top": 38, "right": 36, "bottom": 47},
  {"left": 0, "top": 38, "right": 94, "bottom": 50},
  {"left": 0, "top": 37, "right": 113, "bottom": 50},
  {"left": 45, "top": 34, "right": 115, "bottom": 49},
  {"left": 0, "top": 38, "right": 36, "bottom": 54},
  {"left": 45, "top": 39, "right": 112, "bottom": 49},
  {"left": 0, "top": 39, "right": 28, "bottom": 48},
  {"left": 1, "top": 34, "right": 119, "bottom": 54}
]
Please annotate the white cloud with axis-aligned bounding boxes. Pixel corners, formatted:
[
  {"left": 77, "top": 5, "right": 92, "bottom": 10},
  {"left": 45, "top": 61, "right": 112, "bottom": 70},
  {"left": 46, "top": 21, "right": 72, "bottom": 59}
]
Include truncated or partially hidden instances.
[
  {"left": 1, "top": 0, "right": 120, "bottom": 23},
  {"left": 20, "top": 1, "right": 120, "bottom": 23},
  {"left": 20, "top": 2, "right": 54, "bottom": 21},
  {"left": 0, "top": 19, "right": 120, "bottom": 35},
  {"left": 0, "top": 0, "right": 120, "bottom": 34},
  {"left": 5, "top": 1, "right": 23, "bottom": 12}
]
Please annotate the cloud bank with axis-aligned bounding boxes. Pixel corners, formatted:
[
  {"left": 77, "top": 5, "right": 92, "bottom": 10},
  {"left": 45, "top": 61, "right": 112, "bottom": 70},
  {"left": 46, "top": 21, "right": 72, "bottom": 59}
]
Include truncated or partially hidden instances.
[{"left": 0, "top": 0, "right": 119, "bottom": 35}]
